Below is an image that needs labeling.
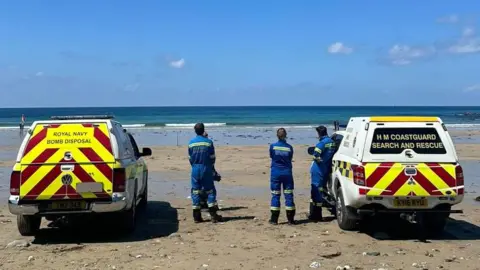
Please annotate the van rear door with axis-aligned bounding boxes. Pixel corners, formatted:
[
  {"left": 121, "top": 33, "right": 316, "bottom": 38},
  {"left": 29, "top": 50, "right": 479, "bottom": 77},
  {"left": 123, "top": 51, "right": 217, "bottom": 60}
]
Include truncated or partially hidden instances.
[
  {"left": 19, "top": 122, "right": 114, "bottom": 203},
  {"left": 360, "top": 120, "right": 462, "bottom": 202}
]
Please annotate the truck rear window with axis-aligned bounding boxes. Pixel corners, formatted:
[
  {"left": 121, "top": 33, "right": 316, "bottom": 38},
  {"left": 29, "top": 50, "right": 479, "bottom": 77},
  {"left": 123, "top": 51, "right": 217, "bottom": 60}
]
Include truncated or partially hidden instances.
[{"left": 370, "top": 127, "right": 446, "bottom": 154}]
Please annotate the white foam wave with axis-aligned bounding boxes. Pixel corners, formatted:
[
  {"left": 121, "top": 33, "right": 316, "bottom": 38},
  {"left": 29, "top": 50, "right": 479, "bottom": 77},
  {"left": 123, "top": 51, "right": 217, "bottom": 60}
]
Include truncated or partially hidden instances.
[
  {"left": 164, "top": 123, "right": 227, "bottom": 128},
  {"left": 0, "top": 122, "right": 480, "bottom": 131},
  {"left": 122, "top": 124, "right": 146, "bottom": 128}
]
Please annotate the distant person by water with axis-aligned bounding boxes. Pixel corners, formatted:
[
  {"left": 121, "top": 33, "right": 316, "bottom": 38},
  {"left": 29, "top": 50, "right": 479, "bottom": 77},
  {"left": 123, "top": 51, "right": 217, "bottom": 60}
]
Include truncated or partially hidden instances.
[{"left": 19, "top": 114, "right": 25, "bottom": 130}]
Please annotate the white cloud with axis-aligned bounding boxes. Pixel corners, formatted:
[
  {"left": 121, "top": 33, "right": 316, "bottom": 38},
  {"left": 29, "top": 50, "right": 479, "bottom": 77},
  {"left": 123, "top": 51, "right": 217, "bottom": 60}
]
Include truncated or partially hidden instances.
[
  {"left": 437, "top": 14, "right": 459, "bottom": 24},
  {"left": 169, "top": 58, "right": 185, "bottom": 69},
  {"left": 35, "top": 72, "right": 44, "bottom": 77},
  {"left": 327, "top": 42, "right": 353, "bottom": 54},
  {"left": 124, "top": 83, "right": 140, "bottom": 92},
  {"left": 386, "top": 44, "right": 435, "bottom": 65},
  {"left": 464, "top": 84, "right": 480, "bottom": 92},
  {"left": 448, "top": 26, "right": 480, "bottom": 54}
]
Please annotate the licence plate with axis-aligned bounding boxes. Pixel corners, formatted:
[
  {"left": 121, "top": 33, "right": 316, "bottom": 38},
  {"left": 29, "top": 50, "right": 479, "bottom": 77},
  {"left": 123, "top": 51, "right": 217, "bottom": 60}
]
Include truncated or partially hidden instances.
[
  {"left": 393, "top": 198, "right": 428, "bottom": 208},
  {"left": 50, "top": 201, "right": 87, "bottom": 210}
]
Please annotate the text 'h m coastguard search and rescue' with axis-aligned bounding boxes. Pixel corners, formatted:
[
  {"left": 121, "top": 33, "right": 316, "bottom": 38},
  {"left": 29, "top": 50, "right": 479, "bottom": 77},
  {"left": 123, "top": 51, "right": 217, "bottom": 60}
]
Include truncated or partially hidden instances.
[{"left": 370, "top": 127, "right": 446, "bottom": 154}]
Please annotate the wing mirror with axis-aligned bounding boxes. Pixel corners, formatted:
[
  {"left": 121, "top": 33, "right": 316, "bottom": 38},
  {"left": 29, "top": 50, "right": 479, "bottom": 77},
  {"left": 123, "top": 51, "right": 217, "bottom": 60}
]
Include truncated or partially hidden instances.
[
  {"left": 307, "top": 146, "right": 315, "bottom": 155},
  {"left": 140, "top": 147, "right": 152, "bottom": 157}
]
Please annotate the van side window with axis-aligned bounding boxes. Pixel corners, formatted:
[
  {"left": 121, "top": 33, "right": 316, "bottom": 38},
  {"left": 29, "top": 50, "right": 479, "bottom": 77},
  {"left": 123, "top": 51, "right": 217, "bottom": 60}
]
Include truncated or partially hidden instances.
[
  {"left": 331, "top": 134, "right": 344, "bottom": 152},
  {"left": 114, "top": 123, "right": 133, "bottom": 158},
  {"left": 370, "top": 127, "right": 446, "bottom": 154},
  {"left": 127, "top": 133, "right": 140, "bottom": 158}
]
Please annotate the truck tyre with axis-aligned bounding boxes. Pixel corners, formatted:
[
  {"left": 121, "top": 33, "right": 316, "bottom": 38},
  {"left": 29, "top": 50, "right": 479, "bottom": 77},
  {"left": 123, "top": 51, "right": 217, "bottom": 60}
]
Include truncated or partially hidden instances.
[
  {"left": 17, "top": 215, "right": 41, "bottom": 236},
  {"left": 139, "top": 172, "right": 148, "bottom": 209},
  {"left": 336, "top": 187, "right": 358, "bottom": 231},
  {"left": 119, "top": 184, "right": 137, "bottom": 234}
]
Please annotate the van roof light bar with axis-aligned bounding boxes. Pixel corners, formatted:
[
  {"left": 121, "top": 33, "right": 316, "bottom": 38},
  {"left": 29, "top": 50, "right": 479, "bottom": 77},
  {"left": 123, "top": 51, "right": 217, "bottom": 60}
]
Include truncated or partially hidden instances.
[
  {"left": 369, "top": 116, "right": 439, "bottom": 122},
  {"left": 50, "top": 115, "right": 115, "bottom": 120}
]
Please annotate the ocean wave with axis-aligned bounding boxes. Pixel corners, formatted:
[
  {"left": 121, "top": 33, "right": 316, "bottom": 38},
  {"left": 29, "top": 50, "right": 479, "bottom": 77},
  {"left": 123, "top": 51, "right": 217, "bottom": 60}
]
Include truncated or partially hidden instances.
[
  {"left": 165, "top": 123, "right": 227, "bottom": 128},
  {"left": 1, "top": 122, "right": 480, "bottom": 131}
]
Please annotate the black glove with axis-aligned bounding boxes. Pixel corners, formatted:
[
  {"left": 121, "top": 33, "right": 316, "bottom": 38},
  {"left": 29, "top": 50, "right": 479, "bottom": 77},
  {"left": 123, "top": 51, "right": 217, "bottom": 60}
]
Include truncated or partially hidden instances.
[{"left": 213, "top": 168, "right": 222, "bottom": 182}]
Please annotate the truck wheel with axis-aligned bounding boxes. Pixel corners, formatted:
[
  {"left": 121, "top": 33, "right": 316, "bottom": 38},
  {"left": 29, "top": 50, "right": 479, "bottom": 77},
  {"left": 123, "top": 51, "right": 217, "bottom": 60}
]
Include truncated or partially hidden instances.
[
  {"left": 336, "top": 187, "right": 358, "bottom": 231},
  {"left": 17, "top": 215, "right": 41, "bottom": 236},
  {"left": 119, "top": 188, "right": 137, "bottom": 234},
  {"left": 139, "top": 173, "right": 148, "bottom": 209}
]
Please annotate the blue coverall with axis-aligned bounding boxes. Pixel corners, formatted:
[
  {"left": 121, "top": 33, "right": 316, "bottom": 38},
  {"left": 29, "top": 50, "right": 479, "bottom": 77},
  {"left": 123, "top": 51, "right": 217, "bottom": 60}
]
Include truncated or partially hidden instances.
[
  {"left": 269, "top": 140, "right": 295, "bottom": 212},
  {"left": 188, "top": 135, "right": 217, "bottom": 210},
  {"left": 310, "top": 136, "right": 336, "bottom": 206}
]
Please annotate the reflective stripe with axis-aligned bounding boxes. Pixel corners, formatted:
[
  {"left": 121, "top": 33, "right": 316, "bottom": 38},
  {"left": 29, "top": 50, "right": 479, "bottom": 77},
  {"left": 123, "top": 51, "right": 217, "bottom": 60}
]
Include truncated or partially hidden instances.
[
  {"left": 208, "top": 202, "right": 218, "bottom": 207},
  {"left": 270, "top": 206, "right": 280, "bottom": 211},
  {"left": 205, "top": 189, "right": 214, "bottom": 194},
  {"left": 192, "top": 205, "right": 201, "bottom": 209},
  {"left": 192, "top": 189, "right": 201, "bottom": 194},
  {"left": 314, "top": 147, "right": 322, "bottom": 154},
  {"left": 310, "top": 199, "right": 323, "bottom": 206},
  {"left": 318, "top": 187, "right": 324, "bottom": 192},
  {"left": 271, "top": 190, "right": 281, "bottom": 195},
  {"left": 189, "top": 142, "right": 211, "bottom": 148},
  {"left": 285, "top": 206, "right": 296, "bottom": 210},
  {"left": 273, "top": 146, "right": 291, "bottom": 152},
  {"left": 284, "top": 189, "right": 293, "bottom": 194},
  {"left": 325, "top": 143, "right": 335, "bottom": 148}
]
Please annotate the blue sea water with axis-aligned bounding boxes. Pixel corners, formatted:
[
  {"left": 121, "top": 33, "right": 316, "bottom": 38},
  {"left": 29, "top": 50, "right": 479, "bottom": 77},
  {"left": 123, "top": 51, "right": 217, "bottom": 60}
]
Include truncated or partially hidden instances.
[{"left": 1, "top": 106, "right": 480, "bottom": 129}]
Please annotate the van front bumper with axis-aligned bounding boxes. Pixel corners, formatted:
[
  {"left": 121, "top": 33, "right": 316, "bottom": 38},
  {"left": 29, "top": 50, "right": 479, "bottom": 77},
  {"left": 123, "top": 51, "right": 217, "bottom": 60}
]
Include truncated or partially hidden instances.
[{"left": 8, "top": 193, "right": 128, "bottom": 215}]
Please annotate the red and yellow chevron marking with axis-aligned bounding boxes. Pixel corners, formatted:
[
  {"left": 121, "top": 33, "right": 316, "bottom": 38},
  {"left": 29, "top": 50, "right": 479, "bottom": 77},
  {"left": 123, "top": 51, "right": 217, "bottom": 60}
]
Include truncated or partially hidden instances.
[
  {"left": 363, "top": 162, "right": 457, "bottom": 197},
  {"left": 19, "top": 123, "right": 114, "bottom": 200}
]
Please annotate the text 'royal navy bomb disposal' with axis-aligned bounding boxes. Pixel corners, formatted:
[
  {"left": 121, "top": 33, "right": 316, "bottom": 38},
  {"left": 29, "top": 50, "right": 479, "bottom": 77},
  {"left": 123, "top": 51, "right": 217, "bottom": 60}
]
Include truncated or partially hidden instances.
[{"left": 46, "top": 131, "right": 92, "bottom": 144}]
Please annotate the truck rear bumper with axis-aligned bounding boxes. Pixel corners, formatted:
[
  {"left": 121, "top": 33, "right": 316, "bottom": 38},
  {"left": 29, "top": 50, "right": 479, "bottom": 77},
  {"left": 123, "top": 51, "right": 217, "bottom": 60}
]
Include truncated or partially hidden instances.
[{"left": 8, "top": 193, "right": 128, "bottom": 215}]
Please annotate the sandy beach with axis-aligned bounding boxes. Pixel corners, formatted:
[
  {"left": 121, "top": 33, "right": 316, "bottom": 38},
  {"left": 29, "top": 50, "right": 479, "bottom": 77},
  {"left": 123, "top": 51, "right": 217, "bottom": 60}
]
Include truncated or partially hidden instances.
[{"left": 0, "top": 128, "right": 479, "bottom": 269}]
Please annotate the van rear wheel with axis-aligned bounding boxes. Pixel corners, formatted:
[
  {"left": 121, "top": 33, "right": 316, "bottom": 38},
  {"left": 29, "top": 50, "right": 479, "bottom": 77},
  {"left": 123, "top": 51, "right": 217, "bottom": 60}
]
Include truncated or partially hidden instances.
[
  {"left": 17, "top": 215, "right": 41, "bottom": 236},
  {"left": 336, "top": 187, "right": 358, "bottom": 231}
]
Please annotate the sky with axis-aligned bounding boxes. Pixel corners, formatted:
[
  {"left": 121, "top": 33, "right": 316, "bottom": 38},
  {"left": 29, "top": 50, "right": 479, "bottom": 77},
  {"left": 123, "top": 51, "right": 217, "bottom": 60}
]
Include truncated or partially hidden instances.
[{"left": 1, "top": 0, "right": 480, "bottom": 107}]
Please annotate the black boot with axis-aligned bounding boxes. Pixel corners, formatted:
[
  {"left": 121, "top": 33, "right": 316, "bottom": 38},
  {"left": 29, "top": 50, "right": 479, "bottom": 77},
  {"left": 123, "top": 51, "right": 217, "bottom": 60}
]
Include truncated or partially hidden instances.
[
  {"left": 308, "top": 202, "right": 323, "bottom": 222},
  {"left": 269, "top": 210, "right": 280, "bottom": 225},
  {"left": 200, "top": 199, "right": 208, "bottom": 209},
  {"left": 193, "top": 209, "right": 204, "bottom": 223},
  {"left": 286, "top": 210, "right": 296, "bottom": 225},
  {"left": 209, "top": 206, "right": 223, "bottom": 223}
]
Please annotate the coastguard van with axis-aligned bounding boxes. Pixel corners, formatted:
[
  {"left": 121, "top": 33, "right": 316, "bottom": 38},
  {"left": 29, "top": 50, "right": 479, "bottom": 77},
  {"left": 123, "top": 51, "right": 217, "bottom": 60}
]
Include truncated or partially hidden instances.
[
  {"left": 325, "top": 116, "right": 464, "bottom": 236},
  {"left": 8, "top": 115, "right": 152, "bottom": 236}
]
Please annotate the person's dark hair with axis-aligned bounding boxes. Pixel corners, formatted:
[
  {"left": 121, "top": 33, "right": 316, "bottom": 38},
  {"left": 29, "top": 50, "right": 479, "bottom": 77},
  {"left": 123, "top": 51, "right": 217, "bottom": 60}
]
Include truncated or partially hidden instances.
[
  {"left": 277, "top": 128, "right": 287, "bottom": 140},
  {"left": 316, "top": 125, "right": 328, "bottom": 137},
  {"left": 194, "top": 123, "right": 205, "bottom": 136}
]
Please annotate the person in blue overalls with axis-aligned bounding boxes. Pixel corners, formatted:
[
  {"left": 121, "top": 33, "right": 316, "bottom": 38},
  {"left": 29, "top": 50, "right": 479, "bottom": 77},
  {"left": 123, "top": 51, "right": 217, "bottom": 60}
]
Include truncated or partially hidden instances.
[
  {"left": 269, "top": 128, "right": 296, "bottom": 225},
  {"left": 308, "top": 125, "right": 336, "bottom": 222},
  {"left": 198, "top": 131, "right": 222, "bottom": 209},
  {"left": 188, "top": 123, "right": 222, "bottom": 223}
]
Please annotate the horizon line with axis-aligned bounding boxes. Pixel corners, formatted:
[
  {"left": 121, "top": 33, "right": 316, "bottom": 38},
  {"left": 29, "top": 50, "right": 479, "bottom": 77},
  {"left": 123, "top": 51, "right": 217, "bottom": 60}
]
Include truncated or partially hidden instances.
[{"left": 1, "top": 105, "right": 480, "bottom": 109}]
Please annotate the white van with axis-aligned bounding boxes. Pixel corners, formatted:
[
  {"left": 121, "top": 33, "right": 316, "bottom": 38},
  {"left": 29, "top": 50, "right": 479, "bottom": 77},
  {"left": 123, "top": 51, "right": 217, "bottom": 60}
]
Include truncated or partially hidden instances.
[{"left": 326, "top": 116, "right": 464, "bottom": 236}]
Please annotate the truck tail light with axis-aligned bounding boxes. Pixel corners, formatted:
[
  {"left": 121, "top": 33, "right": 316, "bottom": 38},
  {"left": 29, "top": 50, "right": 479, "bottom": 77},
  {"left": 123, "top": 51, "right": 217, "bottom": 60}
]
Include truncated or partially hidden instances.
[
  {"left": 10, "top": 171, "right": 20, "bottom": 195},
  {"left": 351, "top": 165, "right": 365, "bottom": 186},
  {"left": 113, "top": 168, "right": 126, "bottom": 192}
]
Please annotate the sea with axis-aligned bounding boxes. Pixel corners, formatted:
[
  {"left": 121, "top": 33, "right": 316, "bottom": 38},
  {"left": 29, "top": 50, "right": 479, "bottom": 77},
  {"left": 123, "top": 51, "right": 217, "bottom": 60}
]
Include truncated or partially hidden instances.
[
  {"left": 0, "top": 106, "right": 479, "bottom": 197},
  {"left": 1, "top": 106, "right": 480, "bottom": 130}
]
